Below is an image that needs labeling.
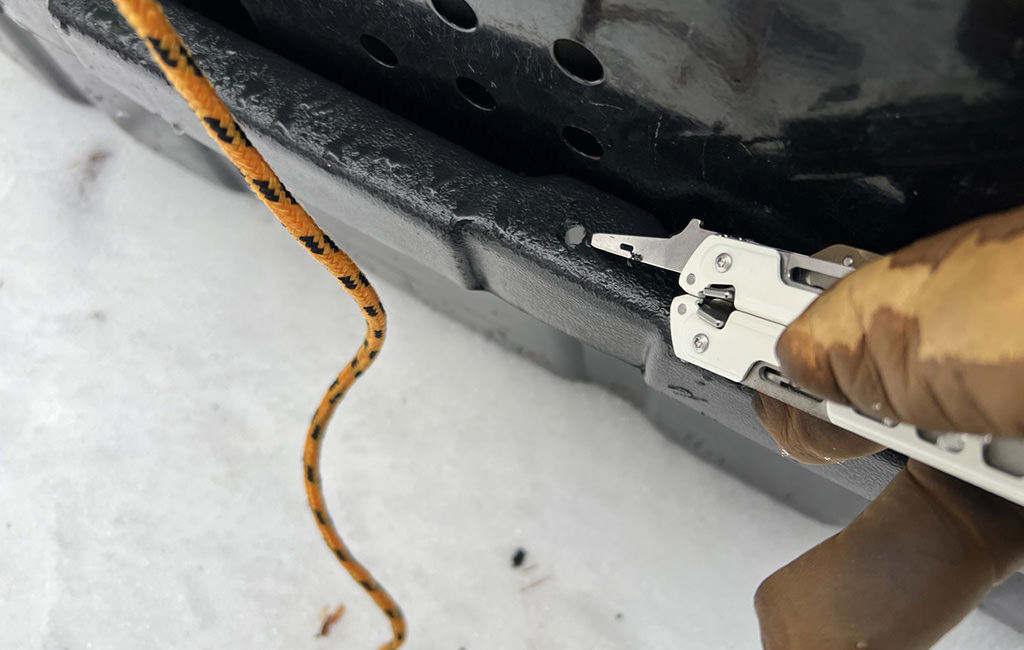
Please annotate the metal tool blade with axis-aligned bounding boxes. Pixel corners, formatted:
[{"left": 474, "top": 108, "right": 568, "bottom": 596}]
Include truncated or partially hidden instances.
[{"left": 590, "top": 219, "right": 715, "bottom": 273}]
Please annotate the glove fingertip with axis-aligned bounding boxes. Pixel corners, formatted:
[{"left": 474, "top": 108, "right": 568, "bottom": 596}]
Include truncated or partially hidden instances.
[{"left": 776, "top": 323, "right": 847, "bottom": 405}]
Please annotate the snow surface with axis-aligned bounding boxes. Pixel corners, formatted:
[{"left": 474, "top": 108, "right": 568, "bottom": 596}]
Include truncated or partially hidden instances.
[{"left": 0, "top": 55, "right": 1019, "bottom": 650}]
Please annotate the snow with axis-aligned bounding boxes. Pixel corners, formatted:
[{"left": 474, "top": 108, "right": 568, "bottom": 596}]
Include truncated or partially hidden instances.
[{"left": 0, "top": 55, "right": 1019, "bottom": 650}]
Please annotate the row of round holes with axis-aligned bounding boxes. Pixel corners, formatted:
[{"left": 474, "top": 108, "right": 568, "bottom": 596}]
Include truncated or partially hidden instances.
[{"left": 359, "top": 0, "right": 607, "bottom": 160}]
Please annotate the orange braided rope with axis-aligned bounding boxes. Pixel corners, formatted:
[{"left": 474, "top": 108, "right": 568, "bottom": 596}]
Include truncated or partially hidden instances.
[{"left": 109, "top": 1, "right": 406, "bottom": 648}]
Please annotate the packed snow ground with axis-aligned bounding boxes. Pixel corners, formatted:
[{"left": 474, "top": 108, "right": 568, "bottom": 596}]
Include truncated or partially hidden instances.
[{"left": 0, "top": 55, "right": 1019, "bottom": 650}]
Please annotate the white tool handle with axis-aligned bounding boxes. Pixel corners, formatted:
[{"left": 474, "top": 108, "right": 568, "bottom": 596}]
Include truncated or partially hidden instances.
[
  {"left": 826, "top": 404, "right": 1024, "bottom": 507},
  {"left": 671, "top": 295, "right": 782, "bottom": 383},
  {"left": 678, "top": 236, "right": 817, "bottom": 326},
  {"left": 670, "top": 295, "right": 1024, "bottom": 507}
]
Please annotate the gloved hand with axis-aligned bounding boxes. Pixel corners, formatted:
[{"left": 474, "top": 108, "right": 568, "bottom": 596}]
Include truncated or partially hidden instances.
[{"left": 752, "top": 205, "right": 1024, "bottom": 649}]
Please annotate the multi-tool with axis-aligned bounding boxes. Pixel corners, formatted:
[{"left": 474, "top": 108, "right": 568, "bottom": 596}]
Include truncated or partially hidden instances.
[{"left": 592, "top": 220, "right": 1024, "bottom": 506}]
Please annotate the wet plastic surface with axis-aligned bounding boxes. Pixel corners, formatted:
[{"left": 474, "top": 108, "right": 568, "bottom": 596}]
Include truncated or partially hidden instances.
[{"left": 235, "top": 0, "right": 1024, "bottom": 256}]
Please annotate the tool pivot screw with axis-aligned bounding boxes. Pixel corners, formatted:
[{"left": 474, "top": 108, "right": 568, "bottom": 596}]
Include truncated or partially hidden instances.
[
  {"left": 692, "top": 333, "right": 709, "bottom": 353},
  {"left": 714, "top": 253, "right": 732, "bottom": 272}
]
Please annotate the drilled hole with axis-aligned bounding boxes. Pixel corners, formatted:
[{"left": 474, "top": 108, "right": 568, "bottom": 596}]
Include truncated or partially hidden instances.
[
  {"left": 562, "top": 126, "right": 604, "bottom": 159},
  {"left": 360, "top": 34, "right": 398, "bottom": 67},
  {"left": 456, "top": 77, "right": 496, "bottom": 111},
  {"left": 430, "top": 0, "right": 478, "bottom": 31},
  {"left": 564, "top": 224, "right": 586, "bottom": 248},
  {"left": 552, "top": 39, "right": 604, "bottom": 84}
]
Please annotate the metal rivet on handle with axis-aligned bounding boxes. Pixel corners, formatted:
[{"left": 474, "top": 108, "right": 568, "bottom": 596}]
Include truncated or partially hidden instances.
[
  {"left": 677, "top": 303, "right": 687, "bottom": 315},
  {"left": 714, "top": 253, "right": 732, "bottom": 272},
  {"left": 842, "top": 255, "right": 854, "bottom": 267},
  {"left": 685, "top": 273, "right": 696, "bottom": 285},
  {"left": 692, "top": 333, "right": 709, "bottom": 353},
  {"left": 938, "top": 433, "right": 966, "bottom": 453}
]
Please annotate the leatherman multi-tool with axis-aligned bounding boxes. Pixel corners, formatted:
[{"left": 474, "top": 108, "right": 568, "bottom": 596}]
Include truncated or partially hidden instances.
[{"left": 592, "top": 220, "right": 1024, "bottom": 507}]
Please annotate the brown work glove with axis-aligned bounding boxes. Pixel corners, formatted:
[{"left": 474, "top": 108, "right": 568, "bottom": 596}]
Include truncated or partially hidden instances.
[{"left": 752, "top": 205, "right": 1024, "bottom": 650}]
